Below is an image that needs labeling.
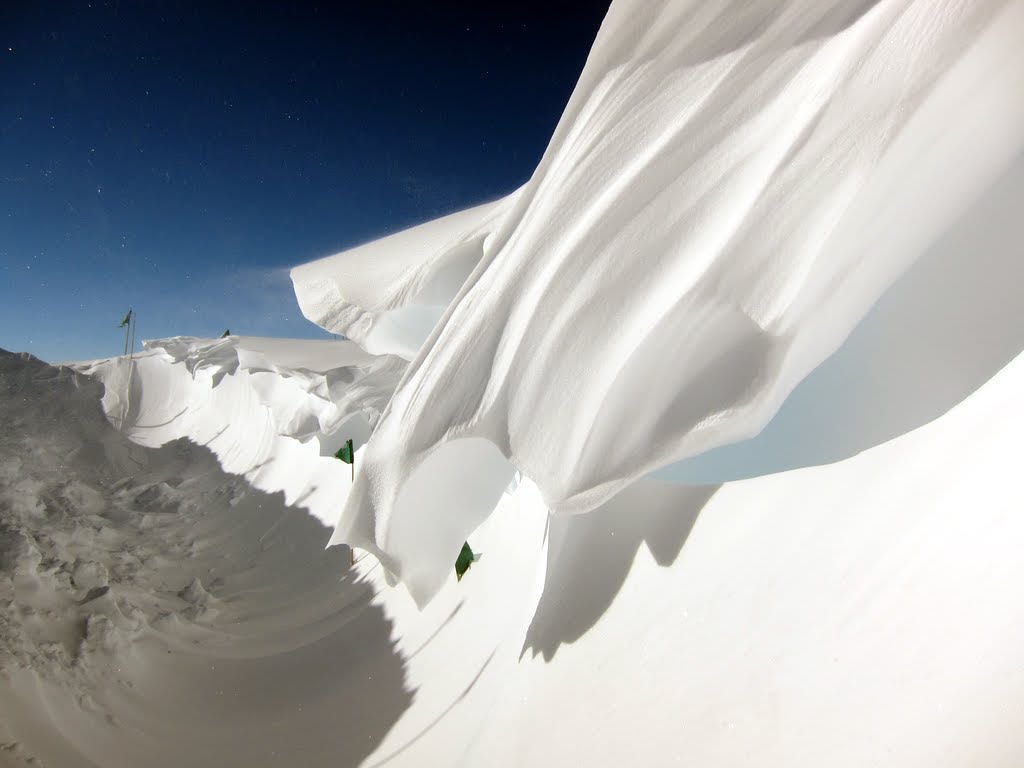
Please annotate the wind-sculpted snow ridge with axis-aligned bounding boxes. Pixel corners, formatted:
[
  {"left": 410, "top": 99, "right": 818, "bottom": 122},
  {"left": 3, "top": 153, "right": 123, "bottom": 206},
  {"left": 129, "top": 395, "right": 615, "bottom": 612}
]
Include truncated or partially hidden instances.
[
  {"left": 291, "top": 190, "right": 523, "bottom": 360},
  {"left": 73, "top": 336, "right": 405, "bottom": 528},
  {"left": 359, "top": 348, "right": 1024, "bottom": 767},
  {"left": 292, "top": 0, "right": 1024, "bottom": 605}
]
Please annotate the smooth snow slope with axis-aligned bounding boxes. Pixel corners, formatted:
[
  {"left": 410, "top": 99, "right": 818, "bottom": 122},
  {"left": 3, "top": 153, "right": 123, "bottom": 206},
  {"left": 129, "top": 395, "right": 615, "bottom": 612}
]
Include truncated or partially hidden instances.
[
  {"left": 657, "top": 148, "right": 1024, "bottom": 482},
  {"left": 356, "top": 349, "right": 1024, "bottom": 768},
  {"left": 293, "top": 0, "right": 1024, "bottom": 605}
]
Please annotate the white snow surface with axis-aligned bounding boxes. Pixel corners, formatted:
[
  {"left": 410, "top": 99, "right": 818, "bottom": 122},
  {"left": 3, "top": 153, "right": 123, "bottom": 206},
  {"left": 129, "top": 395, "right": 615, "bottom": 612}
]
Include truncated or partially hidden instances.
[
  {"left": 5, "top": 337, "right": 1024, "bottom": 765},
  {"left": 291, "top": 191, "right": 522, "bottom": 360},
  {"left": 0, "top": 350, "right": 411, "bottom": 767},
  {"left": 293, "top": 0, "right": 1024, "bottom": 604},
  {"left": 4, "top": 1, "right": 1024, "bottom": 764},
  {"left": 74, "top": 336, "right": 405, "bottom": 528}
]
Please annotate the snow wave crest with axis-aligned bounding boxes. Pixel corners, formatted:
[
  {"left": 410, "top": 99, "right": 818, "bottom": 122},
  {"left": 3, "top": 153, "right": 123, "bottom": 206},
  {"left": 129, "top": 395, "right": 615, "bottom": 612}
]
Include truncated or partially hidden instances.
[{"left": 294, "top": 0, "right": 1024, "bottom": 605}]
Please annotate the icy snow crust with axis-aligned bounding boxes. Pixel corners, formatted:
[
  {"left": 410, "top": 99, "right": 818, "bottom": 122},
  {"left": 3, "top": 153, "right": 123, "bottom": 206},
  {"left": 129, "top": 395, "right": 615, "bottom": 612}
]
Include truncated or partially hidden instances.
[{"left": 292, "top": 0, "right": 1024, "bottom": 604}]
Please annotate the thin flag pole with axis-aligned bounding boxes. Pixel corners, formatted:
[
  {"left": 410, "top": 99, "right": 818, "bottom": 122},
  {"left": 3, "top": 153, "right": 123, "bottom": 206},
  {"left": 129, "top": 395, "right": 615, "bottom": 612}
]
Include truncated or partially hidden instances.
[
  {"left": 122, "top": 308, "right": 132, "bottom": 356},
  {"left": 350, "top": 439, "right": 356, "bottom": 564}
]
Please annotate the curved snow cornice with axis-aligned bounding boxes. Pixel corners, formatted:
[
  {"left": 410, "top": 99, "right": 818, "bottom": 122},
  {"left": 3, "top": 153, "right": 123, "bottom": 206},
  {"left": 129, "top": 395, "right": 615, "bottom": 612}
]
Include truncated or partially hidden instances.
[
  {"left": 292, "top": 0, "right": 1024, "bottom": 605},
  {"left": 290, "top": 191, "right": 523, "bottom": 361}
]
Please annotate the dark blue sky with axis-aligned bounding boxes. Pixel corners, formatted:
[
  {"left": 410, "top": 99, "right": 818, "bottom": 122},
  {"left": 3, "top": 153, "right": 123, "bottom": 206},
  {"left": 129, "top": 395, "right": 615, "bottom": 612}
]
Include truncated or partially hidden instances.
[{"left": 1, "top": 1, "right": 609, "bottom": 362}]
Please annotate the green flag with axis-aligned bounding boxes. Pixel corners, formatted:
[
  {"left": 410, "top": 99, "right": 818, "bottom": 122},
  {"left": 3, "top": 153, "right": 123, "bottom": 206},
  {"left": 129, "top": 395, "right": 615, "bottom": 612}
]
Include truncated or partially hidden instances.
[
  {"left": 455, "top": 541, "right": 475, "bottom": 582},
  {"left": 118, "top": 309, "right": 132, "bottom": 328},
  {"left": 335, "top": 438, "right": 354, "bottom": 464}
]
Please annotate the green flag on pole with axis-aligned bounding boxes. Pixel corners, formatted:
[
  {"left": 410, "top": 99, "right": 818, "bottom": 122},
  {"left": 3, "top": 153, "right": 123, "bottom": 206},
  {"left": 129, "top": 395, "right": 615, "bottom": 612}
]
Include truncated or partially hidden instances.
[
  {"left": 455, "top": 541, "right": 475, "bottom": 581},
  {"left": 335, "top": 439, "right": 354, "bottom": 464},
  {"left": 119, "top": 308, "right": 135, "bottom": 356}
]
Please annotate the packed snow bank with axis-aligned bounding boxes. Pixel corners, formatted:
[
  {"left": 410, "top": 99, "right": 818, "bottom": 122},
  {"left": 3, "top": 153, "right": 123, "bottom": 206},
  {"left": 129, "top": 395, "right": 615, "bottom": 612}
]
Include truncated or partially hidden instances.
[
  {"left": 0, "top": 350, "right": 410, "bottom": 767},
  {"left": 294, "top": 0, "right": 1024, "bottom": 604},
  {"left": 73, "top": 336, "right": 405, "bottom": 528}
]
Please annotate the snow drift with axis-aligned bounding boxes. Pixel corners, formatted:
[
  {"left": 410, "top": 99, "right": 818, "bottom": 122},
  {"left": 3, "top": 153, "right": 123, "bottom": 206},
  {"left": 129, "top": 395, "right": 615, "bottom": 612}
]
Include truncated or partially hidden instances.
[
  {"left": 74, "top": 336, "right": 405, "bottom": 528},
  {"left": 6, "top": 0, "right": 1024, "bottom": 764},
  {"left": 0, "top": 350, "right": 411, "bottom": 767},
  {"left": 7, "top": 343, "right": 1024, "bottom": 766},
  {"left": 292, "top": 0, "right": 1024, "bottom": 604}
]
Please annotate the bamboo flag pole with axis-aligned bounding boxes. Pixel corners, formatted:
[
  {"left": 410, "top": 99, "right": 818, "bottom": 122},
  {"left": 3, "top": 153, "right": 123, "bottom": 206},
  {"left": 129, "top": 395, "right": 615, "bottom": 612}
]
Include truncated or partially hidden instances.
[
  {"left": 334, "top": 439, "right": 357, "bottom": 565},
  {"left": 350, "top": 439, "right": 355, "bottom": 564}
]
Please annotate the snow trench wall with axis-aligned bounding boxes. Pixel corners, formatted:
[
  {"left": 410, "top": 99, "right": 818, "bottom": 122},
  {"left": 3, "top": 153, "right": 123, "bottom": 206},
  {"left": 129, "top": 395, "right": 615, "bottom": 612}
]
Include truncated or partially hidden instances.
[{"left": 74, "top": 336, "right": 405, "bottom": 529}]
